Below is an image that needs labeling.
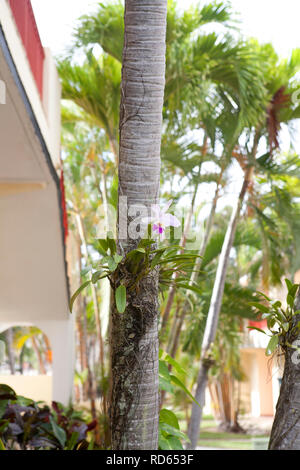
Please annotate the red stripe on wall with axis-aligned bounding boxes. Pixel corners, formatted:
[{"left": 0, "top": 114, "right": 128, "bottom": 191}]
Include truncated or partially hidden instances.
[
  {"left": 60, "top": 169, "right": 69, "bottom": 243},
  {"left": 8, "top": 0, "right": 45, "bottom": 98}
]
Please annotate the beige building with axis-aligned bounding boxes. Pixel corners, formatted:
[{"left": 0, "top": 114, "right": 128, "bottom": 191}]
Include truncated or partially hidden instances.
[
  {"left": 240, "top": 324, "right": 282, "bottom": 417},
  {"left": 0, "top": 0, "right": 74, "bottom": 404}
]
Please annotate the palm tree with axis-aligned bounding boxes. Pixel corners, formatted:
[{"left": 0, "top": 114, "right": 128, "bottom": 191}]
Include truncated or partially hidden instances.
[
  {"left": 187, "top": 46, "right": 300, "bottom": 449},
  {"left": 58, "top": 54, "right": 121, "bottom": 161},
  {"left": 109, "top": 0, "right": 167, "bottom": 450}
]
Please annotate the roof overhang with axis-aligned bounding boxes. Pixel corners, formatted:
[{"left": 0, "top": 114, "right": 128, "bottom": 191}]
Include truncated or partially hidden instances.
[{"left": 0, "top": 25, "right": 70, "bottom": 324}]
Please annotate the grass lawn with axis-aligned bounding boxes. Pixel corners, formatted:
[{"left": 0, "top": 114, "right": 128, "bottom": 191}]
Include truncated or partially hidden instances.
[{"left": 197, "top": 416, "right": 270, "bottom": 450}]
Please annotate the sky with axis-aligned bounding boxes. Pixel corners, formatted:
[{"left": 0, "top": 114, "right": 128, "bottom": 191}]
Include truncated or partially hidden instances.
[{"left": 31, "top": 0, "right": 300, "bottom": 59}]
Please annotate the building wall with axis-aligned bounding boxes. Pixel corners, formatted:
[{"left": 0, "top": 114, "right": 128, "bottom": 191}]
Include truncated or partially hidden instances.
[
  {"left": 240, "top": 349, "right": 281, "bottom": 417},
  {"left": 0, "top": 375, "right": 52, "bottom": 403}
]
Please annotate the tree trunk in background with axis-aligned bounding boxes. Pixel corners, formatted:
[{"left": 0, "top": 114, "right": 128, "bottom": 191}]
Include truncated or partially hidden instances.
[
  {"left": 269, "top": 291, "right": 300, "bottom": 449},
  {"left": 110, "top": 0, "right": 167, "bottom": 450},
  {"left": 187, "top": 166, "right": 253, "bottom": 449},
  {"left": 75, "top": 213, "right": 105, "bottom": 378},
  {"left": 43, "top": 334, "right": 52, "bottom": 366},
  {"left": 165, "top": 179, "right": 221, "bottom": 361},
  {"left": 210, "top": 375, "right": 242, "bottom": 432},
  {"left": 76, "top": 236, "right": 89, "bottom": 401},
  {"left": 160, "top": 180, "right": 222, "bottom": 408},
  {"left": 31, "top": 336, "right": 46, "bottom": 375},
  {"left": 5, "top": 328, "right": 15, "bottom": 375},
  {"left": 160, "top": 183, "right": 199, "bottom": 334}
]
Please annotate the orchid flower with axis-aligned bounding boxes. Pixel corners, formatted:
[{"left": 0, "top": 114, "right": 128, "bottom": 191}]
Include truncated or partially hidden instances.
[{"left": 142, "top": 200, "right": 180, "bottom": 240}]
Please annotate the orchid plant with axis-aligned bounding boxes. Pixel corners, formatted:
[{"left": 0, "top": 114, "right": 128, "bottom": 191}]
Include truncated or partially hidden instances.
[
  {"left": 249, "top": 279, "right": 300, "bottom": 356},
  {"left": 142, "top": 200, "right": 181, "bottom": 240},
  {"left": 70, "top": 201, "right": 200, "bottom": 314}
]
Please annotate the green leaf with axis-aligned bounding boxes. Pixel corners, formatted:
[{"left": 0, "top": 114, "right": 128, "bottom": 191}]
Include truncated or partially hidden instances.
[
  {"left": 159, "top": 423, "right": 190, "bottom": 443},
  {"left": 249, "top": 302, "right": 270, "bottom": 314},
  {"left": 247, "top": 326, "right": 267, "bottom": 334},
  {"left": 0, "top": 384, "right": 17, "bottom": 401},
  {"left": 81, "top": 266, "right": 92, "bottom": 277},
  {"left": 159, "top": 376, "right": 174, "bottom": 393},
  {"left": 170, "top": 375, "right": 200, "bottom": 406},
  {"left": 92, "top": 270, "right": 108, "bottom": 284},
  {"left": 103, "top": 256, "right": 118, "bottom": 272},
  {"left": 159, "top": 409, "right": 179, "bottom": 430},
  {"left": 49, "top": 416, "right": 67, "bottom": 448},
  {"left": 270, "top": 300, "right": 282, "bottom": 309},
  {"left": 96, "top": 239, "right": 108, "bottom": 256},
  {"left": 158, "top": 431, "right": 173, "bottom": 450},
  {"left": 266, "top": 335, "right": 279, "bottom": 356},
  {"left": 165, "top": 436, "right": 183, "bottom": 450},
  {"left": 282, "top": 322, "right": 290, "bottom": 333},
  {"left": 0, "top": 438, "right": 6, "bottom": 450},
  {"left": 69, "top": 281, "right": 91, "bottom": 313},
  {"left": 0, "top": 401, "right": 8, "bottom": 419},
  {"left": 159, "top": 360, "right": 171, "bottom": 380},
  {"left": 257, "top": 291, "right": 271, "bottom": 302},
  {"left": 288, "top": 284, "right": 298, "bottom": 299},
  {"left": 107, "top": 234, "right": 116, "bottom": 255},
  {"left": 115, "top": 285, "right": 126, "bottom": 313},
  {"left": 267, "top": 317, "right": 276, "bottom": 330},
  {"left": 287, "top": 294, "right": 295, "bottom": 308},
  {"left": 113, "top": 254, "right": 123, "bottom": 264},
  {"left": 162, "top": 354, "right": 187, "bottom": 376},
  {"left": 285, "top": 279, "right": 293, "bottom": 292},
  {"left": 88, "top": 437, "right": 94, "bottom": 450},
  {"left": 66, "top": 431, "right": 79, "bottom": 450}
]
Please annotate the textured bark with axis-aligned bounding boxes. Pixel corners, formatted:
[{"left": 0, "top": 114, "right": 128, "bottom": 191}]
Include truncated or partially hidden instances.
[
  {"left": 187, "top": 166, "right": 253, "bottom": 449},
  {"left": 269, "top": 293, "right": 300, "bottom": 449},
  {"left": 110, "top": 0, "right": 167, "bottom": 450}
]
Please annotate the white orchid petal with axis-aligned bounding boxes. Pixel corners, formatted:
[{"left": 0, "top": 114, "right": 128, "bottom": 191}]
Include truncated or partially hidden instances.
[
  {"left": 151, "top": 204, "right": 161, "bottom": 219},
  {"left": 161, "top": 200, "right": 173, "bottom": 214},
  {"left": 160, "top": 213, "right": 181, "bottom": 228},
  {"left": 141, "top": 216, "right": 155, "bottom": 225}
]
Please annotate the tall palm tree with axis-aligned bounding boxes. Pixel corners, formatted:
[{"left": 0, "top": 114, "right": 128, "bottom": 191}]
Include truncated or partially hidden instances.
[
  {"left": 58, "top": 54, "right": 121, "bottom": 161},
  {"left": 187, "top": 46, "right": 300, "bottom": 449},
  {"left": 109, "top": 0, "right": 167, "bottom": 450}
]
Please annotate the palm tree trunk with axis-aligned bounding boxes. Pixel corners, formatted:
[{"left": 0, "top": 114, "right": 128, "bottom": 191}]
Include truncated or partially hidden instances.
[
  {"left": 75, "top": 213, "right": 105, "bottom": 379},
  {"left": 160, "top": 178, "right": 222, "bottom": 408},
  {"left": 31, "top": 336, "right": 46, "bottom": 375},
  {"left": 269, "top": 291, "right": 300, "bottom": 449},
  {"left": 110, "top": 0, "right": 167, "bottom": 450},
  {"left": 43, "top": 334, "right": 52, "bottom": 365},
  {"left": 5, "top": 328, "right": 15, "bottom": 375},
  {"left": 187, "top": 165, "right": 253, "bottom": 449},
  {"left": 76, "top": 235, "right": 89, "bottom": 401},
  {"left": 164, "top": 178, "right": 221, "bottom": 361}
]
